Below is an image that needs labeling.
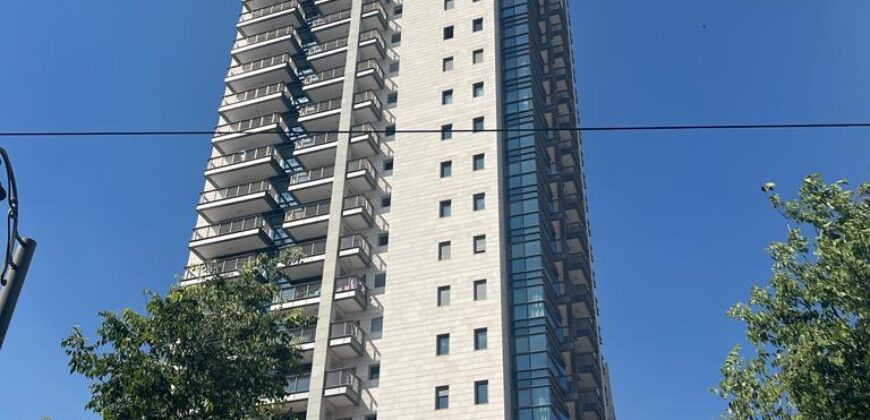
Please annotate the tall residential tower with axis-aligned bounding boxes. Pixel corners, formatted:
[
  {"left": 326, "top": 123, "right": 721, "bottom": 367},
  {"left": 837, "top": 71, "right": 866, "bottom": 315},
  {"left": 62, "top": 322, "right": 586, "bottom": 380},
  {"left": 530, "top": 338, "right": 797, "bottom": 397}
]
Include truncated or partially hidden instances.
[{"left": 182, "top": 0, "right": 614, "bottom": 418}]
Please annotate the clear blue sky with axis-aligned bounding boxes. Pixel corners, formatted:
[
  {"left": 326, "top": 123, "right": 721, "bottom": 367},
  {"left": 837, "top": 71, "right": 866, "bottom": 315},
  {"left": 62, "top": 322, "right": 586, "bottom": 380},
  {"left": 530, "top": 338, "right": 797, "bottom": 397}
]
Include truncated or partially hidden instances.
[{"left": 1, "top": 1, "right": 868, "bottom": 419}]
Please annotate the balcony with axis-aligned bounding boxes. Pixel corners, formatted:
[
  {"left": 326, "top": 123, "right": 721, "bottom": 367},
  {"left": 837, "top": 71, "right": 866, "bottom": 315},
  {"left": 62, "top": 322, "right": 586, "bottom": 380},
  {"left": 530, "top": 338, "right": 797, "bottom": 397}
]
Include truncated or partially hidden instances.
[
  {"left": 282, "top": 194, "right": 373, "bottom": 241},
  {"left": 290, "top": 326, "right": 317, "bottom": 360},
  {"left": 197, "top": 180, "right": 280, "bottom": 223},
  {"left": 360, "top": 1, "right": 388, "bottom": 31},
  {"left": 219, "top": 82, "right": 293, "bottom": 121},
  {"left": 181, "top": 253, "right": 260, "bottom": 286},
  {"left": 333, "top": 274, "right": 367, "bottom": 312},
  {"left": 312, "top": 0, "right": 351, "bottom": 15},
  {"left": 189, "top": 215, "right": 273, "bottom": 259},
  {"left": 301, "top": 59, "right": 385, "bottom": 102},
  {"left": 579, "top": 391, "right": 605, "bottom": 420},
  {"left": 323, "top": 368, "right": 361, "bottom": 407},
  {"left": 291, "top": 122, "right": 379, "bottom": 168},
  {"left": 277, "top": 234, "right": 371, "bottom": 278},
  {"left": 237, "top": 0, "right": 304, "bottom": 36},
  {"left": 297, "top": 90, "right": 382, "bottom": 131},
  {"left": 271, "top": 280, "right": 322, "bottom": 311},
  {"left": 576, "top": 353, "right": 603, "bottom": 390},
  {"left": 213, "top": 113, "right": 290, "bottom": 154},
  {"left": 279, "top": 373, "right": 311, "bottom": 412},
  {"left": 287, "top": 158, "right": 376, "bottom": 202},
  {"left": 232, "top": 25, "right": 301, "bottom": 62},
  {"left": 305, "top": 29, "right": 385, "bottom": 71},
  {"left": 329, "top": 321, "right": 364, "bottom": 358},
  {"left": 308, "top": 8, "right": 352, "bottom": 41},
  {"left": 225, "top": 53, "right": 297, "bottom": 91},
  {"left": 204, "top": 146, "right": 284, "bottom": 188},
  {"left": 573, "top": 317, "right": 600, "bottom": 355}
]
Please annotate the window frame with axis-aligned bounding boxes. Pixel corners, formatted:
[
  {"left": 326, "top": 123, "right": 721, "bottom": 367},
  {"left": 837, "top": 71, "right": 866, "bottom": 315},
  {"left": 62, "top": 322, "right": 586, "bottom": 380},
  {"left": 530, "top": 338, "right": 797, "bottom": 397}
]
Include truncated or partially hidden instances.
[
  {"left": 473, "top": 153, "right": 485, "bottom": 170},
  {"left": 473, "top": 193, "right": 486, "bottom": 211},
  {"left": 436, "top": 333, "right": 450, "bottom": 355},
  {"left": 439, "top": 199, "right": 452, "bottom": 218},
  {"left": 474, "top": 279, "right": 487, "bottom": 301},
  {"left": 438, "top": 241, "right": 452, "bottom": 260},
  {"left": 474, "top": 328, "right": 488, "bottom": 350},
  {"left": 435, "top": 386, "right": 450, "bottom": 409},
  {"left": 473, "top": 234, "right": 486, "bottom": 253},
  {"left": 474, "top": 380, "right": 489, "bottom": 405},
  {"left": 437, "top": 285, "right": 451, "bottom": 306}
]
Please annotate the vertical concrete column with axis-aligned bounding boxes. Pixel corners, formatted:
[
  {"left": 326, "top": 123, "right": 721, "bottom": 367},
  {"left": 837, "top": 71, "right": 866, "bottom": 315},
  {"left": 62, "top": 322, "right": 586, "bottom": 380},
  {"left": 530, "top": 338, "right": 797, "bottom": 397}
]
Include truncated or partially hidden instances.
[{"left": 305, "top": 0, "right": 364, "bottom": 417}]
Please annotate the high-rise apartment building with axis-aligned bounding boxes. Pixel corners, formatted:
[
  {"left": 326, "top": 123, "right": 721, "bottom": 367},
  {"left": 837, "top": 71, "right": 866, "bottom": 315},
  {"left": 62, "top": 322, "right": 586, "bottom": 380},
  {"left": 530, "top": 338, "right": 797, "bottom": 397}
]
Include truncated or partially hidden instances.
[{"left": 182, "top": 0, "right": 614, "bottom": 418}]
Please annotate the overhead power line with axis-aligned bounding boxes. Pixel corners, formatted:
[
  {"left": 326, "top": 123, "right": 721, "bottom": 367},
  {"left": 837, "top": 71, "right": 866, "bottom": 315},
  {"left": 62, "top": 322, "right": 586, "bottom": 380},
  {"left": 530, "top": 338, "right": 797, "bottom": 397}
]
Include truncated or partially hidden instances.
[{"left": 1, "top": 122, "right": 870, "bottom": 137}]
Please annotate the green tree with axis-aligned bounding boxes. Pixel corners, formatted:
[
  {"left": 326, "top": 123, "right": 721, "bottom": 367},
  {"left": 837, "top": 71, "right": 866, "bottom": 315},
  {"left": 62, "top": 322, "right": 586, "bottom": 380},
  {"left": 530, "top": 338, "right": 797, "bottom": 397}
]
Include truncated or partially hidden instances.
[
  {"left": 62, "top": 249, "right": 310, "bottom": 419},
  {"left": 716, "top": 174, "right": 870, "bottom": 419}
]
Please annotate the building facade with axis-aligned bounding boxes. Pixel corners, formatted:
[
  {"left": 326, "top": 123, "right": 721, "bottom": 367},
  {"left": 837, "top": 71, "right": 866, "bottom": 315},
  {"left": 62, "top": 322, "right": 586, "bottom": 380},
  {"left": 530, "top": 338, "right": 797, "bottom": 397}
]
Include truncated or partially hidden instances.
[{"left": 182, "top": 0, "right": 614, "bottom": 418}]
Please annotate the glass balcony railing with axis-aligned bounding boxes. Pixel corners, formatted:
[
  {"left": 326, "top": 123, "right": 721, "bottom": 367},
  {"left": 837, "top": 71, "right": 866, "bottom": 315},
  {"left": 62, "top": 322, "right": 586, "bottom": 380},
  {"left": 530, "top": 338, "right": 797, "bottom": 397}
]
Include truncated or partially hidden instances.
[
  {"left": 356, "top": 58, "right": 384, "bottom": 79},
  {"left": 199, "top": 180, "right": 276, "bottom": 205},
  {"left": 291, "top": 122, "right": 374, "bottom": 151},
  {"left": 284, "top": 195, "right": 371, "bottom": 224},
  {"left": 342, "top": 194, "right": 372, "bottom": 214},
  {"left": 324, "top": 368, "right": 361, "bottom": 393},
  {"left": 221, "top": 82, "right": 291, "bottom": 107},
  {"left": 308, "top": 8, "right": 352, "bottom": 29},
  {"left": 214, "top": 113, "right": 289, "bottom": 137},
  {"left": 339, "top": 234, "right": 371, "bottom": 255},
  {"left": 206, "top": 145, "right": 282, "bottom": 170},
  {"left": 334, "top": 275, "right": 367, "bottom": 295},
  {"left": 358, "top": 29, "right": 385, "bottom": 47},
  {"left": 182, "top": 253, "right": 260, "bottom": 281},
  {"left": 191, "top": 215, "right": 271, "bottom": 241},
  {"left": 227, "top": 53, "right": 294, "bottom": 78},
  {"left": 329, "top": 320, "right": 364, "bottom": 342},
  {"left": 288, "top": 158, "right": 374, "bottom": 186},
  {"left": 234, "top": 25, "right": 298, "bottom": 50},
  {"left": 361, "top": 1, "right": 386, "bottom": 17},
  {"left": 240, "top": 0, "right": 300, "bottom": 23},
  {"left": 274, "top": 281, "right": 322, "bottom": 304},
  {"left": 288, "top": 326, "right": 317, "bottom": 345},
  {"left": 301, "top": 64, "right": 346, "bottom": 86},
  {"left": 285, "top": 374, "right": 311, "bottom": 394},
  {"left": 306, "top": 29, "right": 383, "bottom": 56},
  {"left": 352, "top": 90, "right": 382, "bottom": 109},
  {"left": 297, "top": 90, "right": 380, "bottom": 117}
]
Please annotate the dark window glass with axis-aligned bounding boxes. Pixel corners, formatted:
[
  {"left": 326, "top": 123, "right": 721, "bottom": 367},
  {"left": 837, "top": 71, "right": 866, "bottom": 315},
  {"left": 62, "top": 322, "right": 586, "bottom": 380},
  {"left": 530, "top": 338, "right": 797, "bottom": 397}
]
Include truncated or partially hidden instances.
[
  {"left": 371, "top": 317, "right": 383, "bottom": 333},
  {"left": 378, "top": 233, "right": 389, "bottom": 247},
  {"left": 374, "top": 273, "right": 386, "bottom": 288},
  {"left": 440, "top": 161, "right": 452, "bottom": 178},
  {"left": 442, "top": 57, "right": 453, "bottom": 71},
  {"left": 473, "top": 154, "right": 485, "bottom": 170},
  {"left": 473, "top": 18, "right": 483, "bottom": 32},
  {"left": 438, "top": 241, "right": 451, "bottom": 260},
  {"left": 474, "top": 280, "right": 487, "bottom": 300},
  {"left": 383, "top": 159, "right": 394, "bottom": 171},
  {"left": 381, "top": 195, "right": 391, "bottom": 208},
  {"left": 436, "top": 334, "right": 450, "bottom": 355},
  {"left": 473, "top": 193, "right": 485, "bottom": 211},
  {"left": 441, "top": 124, "right": 453, "bottom": 140},
  {"left": 443, "top": 26, "right": 454, "bottom": 39},
  {"left": 442, "top": 89, "right": 453, "bottom": 105},
  {"left": 472, "top": 49, "right": 483, "bottom": 63},
  {"left": 473, "top": 117, "right": 484, "bottom": 132},
  {"left": 439, "top": 200, "right": 452, "bottom": 217},
  {"left": 474, "top": 235, "right": 486, "bottom": 253},
  {"left": 473, "top": 82, "right": 484, "bottom": 97},
  {"left": 474, "top": 328, "right": 487, "bottom": 350},
  {"left": 369, "top": 364, "right": 381, "bottom": 380},
  {"left": 437, "top": 286, "right": 450, "bottom": 306},
  {"left": 436, "top": 386, "right": 449, "bottom": 409},
  {"left": 475, "top": 381, "right": 489, "bottom": 404}
]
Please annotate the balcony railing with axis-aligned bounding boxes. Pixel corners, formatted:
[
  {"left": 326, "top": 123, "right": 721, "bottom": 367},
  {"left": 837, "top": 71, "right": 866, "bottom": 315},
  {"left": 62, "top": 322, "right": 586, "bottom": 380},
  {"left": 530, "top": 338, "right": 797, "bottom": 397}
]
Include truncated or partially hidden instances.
[
  {"left": 289, "top": 326, "right": 317, "bottom": 344},
  {"left": 221, "top": 82, "right": 291, "bottom": 107},
  {"left": 361, "top": 1, "right": 386, "bottom": 17},
  {"left": 308, "top": 8, "right": 352, "bottom": 29},
  {"left": 353, "top": 90, "right": 382, "bottom": 109},
  {"left": 227, "top": 53, "right": 294, "bottom": 78},
  {"left": 324, "top": 368, "right": 361, "bottom": 392},
  {"left": 358, "top": 29, "right": 385, "bottom": 47},
  {"left": 334, "top": 275, "right": 367, "bottom": 295},
  {"left": 240, "top": 0, "right": 300, "bottom": 23},
  {"left": 287, "top": 158, "right": 373, "bottom": 186},
  {"left": 191, "top": 215, "right": 271, "bottom": 241},
  {"left": 342, "top": 194, "right": 372, "bottom": 213},
  {"left": 234, "top": 25, "right": 297, "bottom": 50},
  {"left": 301, "top": 64, "right": 346, "bottom": 86},
  {"left": 306, "top": 29, "right": 383, "bottom": 56},
  {"left": 206, "top": 145, "right": 282, "bottom": 170},
  {"left": 285, "top": 374, "right": 311, "bottom": 394},
  {"left": 214, "top": 113, "right": 288, "bottom": 137},
  {"left": 339, "top": 233, "right": 371, "bottom": 255},
  {"left": 284, "top": 200, "right": 331, "bottom": 223},
  {"left": 274, "top": 281, "right": 322, "bottom": 304},
  {"left": 330, "top": 320, "right": 364, "bottom": 342},
  {"left": 182, "top": 253, "right": 260, "bottom": 281},
  {"left": 292, "top": 122, "right": 375, "bottom": 152},
  {"left": 297, "top": 90, "right": 380, "bottom": 117},
  {"left": 356, "top": 58, "right": 384, "bottom": 79},
  {"left": 199, "top": 180, "right": 276, "bottom": 205}
]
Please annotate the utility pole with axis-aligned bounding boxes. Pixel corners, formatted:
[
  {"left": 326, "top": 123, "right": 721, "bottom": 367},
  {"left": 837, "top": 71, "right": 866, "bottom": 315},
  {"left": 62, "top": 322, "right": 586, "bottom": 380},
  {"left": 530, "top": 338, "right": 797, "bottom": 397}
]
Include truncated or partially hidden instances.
[{"left": 0, "top": 147, "right": 37, "bottom": 351}]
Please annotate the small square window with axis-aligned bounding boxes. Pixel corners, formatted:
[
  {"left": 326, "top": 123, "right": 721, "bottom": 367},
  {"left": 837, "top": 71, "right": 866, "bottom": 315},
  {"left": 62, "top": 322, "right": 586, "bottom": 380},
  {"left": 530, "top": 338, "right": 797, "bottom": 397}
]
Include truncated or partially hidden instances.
[
  {"left": 473, "top": 117, "right": 485, "bottom": 132},
  {"left": 441, "top": 124, "right": 453, "bottom": 140},
  {"left": 387, "top": 91, "right": 398, "bottom": 104},
  {"left": 436, "top": 334, "right": 450, "bottom": 355},
  {"left": 474, "top": 279, "right": 487, "bottom": 300},
  {"left": 474, "top": 328, "right": 488, "bottom": 350},
  {"left": 473, "top": 153, "right": 485, "bottom": 170},
  {"left": 473, "top": 193, "right": 485, "bottom": 211},
  {"left": 440, "top": 161, "right": 452, "bottom": 178},
  {"left": 442, "top": 57, "right": 453, "bottom": 72},
  {"left": 472, "top": 18, "right": 483, "bottom": 32},
  {"left": 369, "top": 364, "right": 381, "bottom": 380},
  {"left": 443, "top": 26, "right": 454, "bottom": 40},
  {"left": 444, "top": 0, "right": 454, "bottom": 10},
  {"left": 381, "top": 194, "right": 392, "bottom": 208},
  {"left": 378, "top": 233, "right": 389, "bottom": 247},
  {"left": 374, "top": 273, "right": 386, "bottom": 288},
  {"left": 473, "top": 234, "right": 486, "bottom": 253},
  {"left": 472, "top": 49, "right": 484, "bottom": 64},
  {"left": 388, "top": 61, "right": 400, "bottom": 73},
  {"left": 391, "top": 32, "right": 402, "bottom": 45},
  {"left": 393, "top": 5, "right": 402, "bottom": 16},
  {"left": 475, "top": 380, "right": 489, "bottom": 404},
  {"left": 435, "top": 386, "right": 449, "bottom": 409},
  {"left": 473, "top": 82, "right": 484, "bottom": 97},
  {"left": 385, "top": 124, "right": 396, "bottom": 137},
  {"left": 437, "top": 286, "right": 451, "bottom": 306},
  {"left": 441, "top": 89, "right": 453, "bottom": 105},
  {"left": 383, "top": 158, "right": 394, "bottom": 171},
  {"left": 438, "top": 241, "right": 451, "bottom": 260},
  {"left": 439, "top": 200, "right": 452, "bottom": 218},
  {"left": 371, "top": 317, "right": 383, "bottom": 334}
]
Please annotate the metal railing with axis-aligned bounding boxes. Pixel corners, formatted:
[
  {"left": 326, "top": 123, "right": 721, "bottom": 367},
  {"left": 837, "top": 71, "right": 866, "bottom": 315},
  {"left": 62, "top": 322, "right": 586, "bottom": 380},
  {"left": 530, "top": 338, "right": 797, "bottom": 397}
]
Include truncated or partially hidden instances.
[
  {"left": 291, "top": 123, "right": 374, "bottom": 150},
  {"left": 240, "top": 0, "right": 299, "bottom": 23},
  {"left": 199, "top": 180, "right": 276, "bottom": 204},
  {"left": 306, "top": 29, "right": 383, "bottom": 56},
  {"left": 234, "top": 25, "right": 297, "bottom": 50},
  {"left": 361, "top": 1, "right": 387, "bottom": 17},
  {"left": 353, "top": 90, "right": 382, "bottom": 109},
  {"left": 214, "top": 113, "right": 288, "bottom": 137},
  {"left": 298, "top": 96, "right": 343, "bottom": 117},
  {"left": 339, "top": 234, "right": 371, "bottom": 256},
  {"left": 206, "top": 145, "right": 281, "bottom": 170},
  {"left": 342, "top": 194, "right": 372, "bottom": 214},
  {"left": 356, "top": 58, "right": 383, "bottom": 79},
  {"left": 285, "top": 374, "right": 311, "bottom": 394},
  {"left": 273, "top": 281, "right": 322, "bottom": 304},
  {"left": 334, "top": 275, "right": 366, "bottom": 295},
  {"left": 191, "top": 215, "right": 271, "bottom": 241},
  {"left": 182, "top": 253, "right": 260, "bottom": 281},
  {"left": 227, "top": 53, "right": 294, "bottom": 78},
  {"left": 358, "top": 29, "right": 385, "bottom": 47},
  {"left": 221, "top": 82, "right": 291, "bottom": 107},
  {"left": 288, "top": 326, "right": 317, "bottom": 344},
  {"left": 284, "top": 200, "right": 331, "bottom": 223},
  {"left": 309, "top": 8, "right": 352, "bottom": 28},
  {"left": 301, "top": 64, "right": 346, "bottom": 86},
  {"left": 323, "top": 368, "right": 361, "bottom": 393},
  {"left": 329, "top": 320, "right": 364, "bottom": 343},
  {"left": 287, "top": 158, "right": 373, "bottom": 185}
]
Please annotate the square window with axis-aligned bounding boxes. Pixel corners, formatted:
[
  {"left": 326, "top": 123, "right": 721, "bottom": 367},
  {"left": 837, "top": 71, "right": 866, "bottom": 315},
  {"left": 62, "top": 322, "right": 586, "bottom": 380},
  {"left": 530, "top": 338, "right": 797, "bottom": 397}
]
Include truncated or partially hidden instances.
[
  {"left": 442, "top": 89, "right": 453, "bottom": 105},
  {"left": 437, "top": 286, "right": 451, "bottom": 306},
  {"left": 383, "top": 158, "right": 394, "bottom": 171},
  {"left": 378, "top": 233, "right": 389, "bottom": 247},
  {"left": 441, "top": 124, "right": 453, "bottom": 140},
  {"left": 440, "top": 161, "right": 452, "bottom": 178},
  {"left": 474, "top": 328, "right": 487, "bottom": 350},
  {"left": 436, "top": 386, "right": 449, "bottom": 409},
  {"left": 442, "top": 57, "right": 453, "bottom": 72},
  {"left": 444, "top": 0, "right": 454, "bottom": 10},
  {"left": 474, "top": 279, "right": 487, "bottom": 301},
  {"left": 436, "top": 334, "right": 450, "bottom": 355},
  {"left": 472, "top": 18, "right": 483, "bottom": 32},
  {"left": 369, "top": 364, "right": 381, "bottom": 380},
  {"left": 443, "top": 26, "right": 454, "bottom": 40},
  {"left": 385, "top": 124, "right": 396, "bottom": 136},
  {"left": 393, "top": 5, "right": 402, "bottom": 16},
  {"left": 387, "top": 91, "right": 398, "bottom": 104},
  {"left": 473, "top": 153, "right": 485, "bottom": 170},
  {"left": 439, "top": 200, "right": 452, "bottom": 218},
  {"left": 391, "top": 32, "right": 402, "bottom": 44},
  {"left": 389, "top": 61, "right": 400, "bottom": 73},
  {"left": 381, "top": 194, "right": 392, "bottom": 208},
  {"left": 371, "top": 317, "right": 383, "bottom": 334},
  {"left": 374, "top": 273, "right": 386, "bottom": 288},
  {"left": 473, "top": 234, "right": 486, "bottom": 253},
  {"left": 473, "top": 82, "right": 484, "bottom": 97},
  {"left": 473, "top": 193, "right": 485, "bottom": 211},
  {"left": 438, "top": 241, "right": 451, "bottom": 260},
  {"left": 472, "top": 49, "right": 484, "bottom": 64},
  {"left": 475, "top": 380, "right": 489, "bottom": 404},
  {"left": 473, "top": 117, "right": 485, "bottom": 132}
]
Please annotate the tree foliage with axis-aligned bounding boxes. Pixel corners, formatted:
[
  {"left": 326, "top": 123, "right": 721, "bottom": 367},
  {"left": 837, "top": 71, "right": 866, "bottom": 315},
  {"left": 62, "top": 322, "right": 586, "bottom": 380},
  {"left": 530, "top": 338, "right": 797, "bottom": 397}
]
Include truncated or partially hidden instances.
[
  {"left": 717, "top": 174, "right": 870, "bottom": 419},
  {"left": 62, "top": 249, "right": 309, "bottom": 419}
]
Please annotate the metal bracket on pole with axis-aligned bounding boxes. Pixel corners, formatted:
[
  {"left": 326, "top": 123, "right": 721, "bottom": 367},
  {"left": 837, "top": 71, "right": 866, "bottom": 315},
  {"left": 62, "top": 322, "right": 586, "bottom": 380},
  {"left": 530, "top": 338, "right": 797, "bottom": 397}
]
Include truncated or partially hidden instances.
[{"left": 0, "top": 237, "right": 37, "bottom": 350}]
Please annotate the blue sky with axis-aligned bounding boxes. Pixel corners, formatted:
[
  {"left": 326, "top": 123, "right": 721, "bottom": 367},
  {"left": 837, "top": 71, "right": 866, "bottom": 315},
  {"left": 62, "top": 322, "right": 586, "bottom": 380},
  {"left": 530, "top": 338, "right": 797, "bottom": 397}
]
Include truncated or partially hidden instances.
[{"left": 1, "top": 1, "right": 868, "bottom": 419}]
